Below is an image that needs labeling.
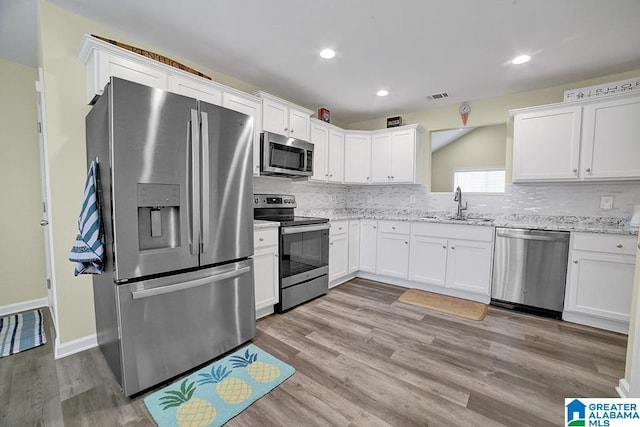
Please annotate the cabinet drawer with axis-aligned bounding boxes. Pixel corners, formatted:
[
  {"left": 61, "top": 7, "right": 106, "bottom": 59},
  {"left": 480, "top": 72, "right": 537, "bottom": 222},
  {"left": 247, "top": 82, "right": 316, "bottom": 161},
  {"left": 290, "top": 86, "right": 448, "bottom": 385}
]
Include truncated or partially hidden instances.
[
  {"left": 330, "top": 220, "right": 349, "bottom": 236},
  {"left": 378, "top": 220, "right": 410, "bottom": 234},
  {"left": 572, "top": 232, "right": 637, "bottom": 256},
  {"left": 411, "top": 222, "right": 493, "bottom": 242},
  {"left": 254, "top": 228, "right": 279, "bottom": 248}
]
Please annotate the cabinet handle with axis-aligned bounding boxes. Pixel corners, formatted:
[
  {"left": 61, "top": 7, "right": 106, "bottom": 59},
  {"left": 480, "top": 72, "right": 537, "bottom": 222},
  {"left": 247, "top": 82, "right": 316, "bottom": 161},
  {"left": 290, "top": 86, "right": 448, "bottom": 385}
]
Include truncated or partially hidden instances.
[
  {"left": 442, "top": 245, "right": 447, "bottom": 249},
  {"left": 290, "top": 129, "right": 294, "bottom": 133},
  {"left": 330, "top": 174, "right": 333, "bottom": 177},
  {"left": 572, "top": 168, "right": 578, "bottom": 173},
  {"left": 451, "top": 246, "right": 455, "bottom": 250},
  {"left": 338, "top": 227, "right": 342, "bottom": 230},
  {"left": 284, "top": 127, "right": 288, "bottom": 132},
  {"left": 586, "top": 168, "right": 592, "bottom": 173},
  {"left": 392, "top": 226, "right": 396, "bottom": 230},
  {"left": 259, "top": 237, "right": 264, "bottom": 242},
  {"left": 404, "top": 241, "right": 408, "bottom": 245},
  {"left": 616, "top": 243, "right": 623, "bottom": 248},
  {"left": 573, "top": 260, "right": 578, "bottom": 264},
  {"left": 325, "top": 173, "right": 328, "bottom": 177},
  {"left": 391, "top": 176, "right": 394, "bottom": 179},
  {"left": 330, "top": 242, "right": 334, "bottom": 246},
  {"left": 373, "top": 226, "right": 377, "bottom": 229},
  {"left": 275, "top": 253, "right": 278, "bottom": 258},
  {"left": 366, "top": 176, "right": 370, "bottom": 180}
]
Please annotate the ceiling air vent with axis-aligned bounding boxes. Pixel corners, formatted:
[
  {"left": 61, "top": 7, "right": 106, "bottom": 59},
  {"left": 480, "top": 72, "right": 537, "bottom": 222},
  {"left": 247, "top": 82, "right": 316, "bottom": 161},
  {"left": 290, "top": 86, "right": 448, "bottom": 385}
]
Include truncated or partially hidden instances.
[{"left": 428, "top": 92, "right": 449, "bottom": 100}]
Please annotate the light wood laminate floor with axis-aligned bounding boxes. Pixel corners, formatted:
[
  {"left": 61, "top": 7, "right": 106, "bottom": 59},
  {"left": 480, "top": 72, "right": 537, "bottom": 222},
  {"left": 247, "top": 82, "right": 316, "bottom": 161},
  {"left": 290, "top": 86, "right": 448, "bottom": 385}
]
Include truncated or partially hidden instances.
[{"left": 0, "top": 278, "right": 627, "bottom": 426}]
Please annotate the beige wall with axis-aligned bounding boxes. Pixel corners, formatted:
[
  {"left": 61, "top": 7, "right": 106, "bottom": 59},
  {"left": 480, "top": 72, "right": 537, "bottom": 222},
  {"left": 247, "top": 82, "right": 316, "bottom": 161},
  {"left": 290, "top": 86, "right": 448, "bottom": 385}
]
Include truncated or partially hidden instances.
[
  {"left": 37, "top": 0, "right": 260, "bottom": 344},
  {"left": 431, "top": 124, "right": 506, "bottom": 192},
  {"left": 0, "top": 57, "right": 47, "bottom": 308}
]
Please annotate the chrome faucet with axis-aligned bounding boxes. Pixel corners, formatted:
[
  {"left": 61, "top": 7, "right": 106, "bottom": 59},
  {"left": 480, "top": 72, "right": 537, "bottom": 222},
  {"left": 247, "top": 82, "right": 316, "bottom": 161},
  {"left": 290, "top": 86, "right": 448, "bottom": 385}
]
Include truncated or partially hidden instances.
[{"left": 454, "top": 186, "right": 467, "bottom": 218}]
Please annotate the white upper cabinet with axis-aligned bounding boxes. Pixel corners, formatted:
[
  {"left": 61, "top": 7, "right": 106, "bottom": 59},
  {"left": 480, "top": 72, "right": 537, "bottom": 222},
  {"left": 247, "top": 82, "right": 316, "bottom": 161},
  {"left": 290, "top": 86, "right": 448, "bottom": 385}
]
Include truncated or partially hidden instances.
[
  {"left": 222, "top": 92, "right": 263, "bottom": 176},
  {"left": 581, "top": 96, "right": 640, "bottom": 180},
  {"left": 309, "top": 119, "right": 344, "bottom": 183},
  {"left": 310, "top": 120, "right": 329, "bottom": 181},
  {"left": 255, "top": 92, "right": 312, "bottom": 141},
  {"left": 168, "top": 75, "right": 222, "bottom": 106},
  {"left": 344, "top": 132, "right": 371, "bottom": 184},
  {"left": 512, "top": 105, "right": 582, "bottom": 182},
  {"left": 370, "top": 125, "right": 424, "bottom": 184},
  {"left": 512, "top": 94, "right": 640, "bottom": 182},
  {"left": 328, "top": 128, "right": 345, "bottom": 183}
]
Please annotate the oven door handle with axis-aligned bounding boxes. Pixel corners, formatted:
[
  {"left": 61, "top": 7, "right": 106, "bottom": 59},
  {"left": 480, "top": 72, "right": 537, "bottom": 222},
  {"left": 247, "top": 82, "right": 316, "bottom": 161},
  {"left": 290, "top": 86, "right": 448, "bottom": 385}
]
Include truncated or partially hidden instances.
[{"left": 282, "top": 223, "right": 330, "bottom": 234}]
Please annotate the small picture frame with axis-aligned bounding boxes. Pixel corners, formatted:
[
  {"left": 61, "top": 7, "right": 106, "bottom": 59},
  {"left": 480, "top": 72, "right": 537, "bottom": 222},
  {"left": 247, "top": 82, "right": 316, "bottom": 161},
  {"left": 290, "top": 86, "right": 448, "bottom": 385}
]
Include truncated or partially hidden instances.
[
  {"left": 318, "top": 108, "right": 330, "bottom": 123},
  {"left": 387, "top": 116, "right": 402, "bottom": 128}
]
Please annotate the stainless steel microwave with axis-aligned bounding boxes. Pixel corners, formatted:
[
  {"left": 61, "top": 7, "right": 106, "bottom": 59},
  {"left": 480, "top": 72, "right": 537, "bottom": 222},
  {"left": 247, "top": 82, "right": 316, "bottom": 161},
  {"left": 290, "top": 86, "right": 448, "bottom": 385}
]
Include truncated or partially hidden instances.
[{"left": 260, "top": 131, "right": 314, "bottom": 177}]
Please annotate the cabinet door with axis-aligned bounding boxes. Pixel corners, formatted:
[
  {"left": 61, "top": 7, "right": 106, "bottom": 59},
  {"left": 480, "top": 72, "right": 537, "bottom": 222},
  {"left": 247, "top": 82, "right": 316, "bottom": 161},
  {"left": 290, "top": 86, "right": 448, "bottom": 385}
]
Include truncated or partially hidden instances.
[
  {"left": 222, "top": 93, "right": 262, "bottom": 176},
  {"left": 310, "top": 122, "right": 329, "bottom": 181},
  {"left": 289, "top": 107, "right": 311, "bottom": 140},
  {"left": 253, "top": 246, "right": 279, "bottom": 310},
  {"left": 376, "top": 233, "right": 410, "bottom": 279},
  {"left": 512, "top": 106, "right": 582, "bottom": 182},
  {"left": 408, "top": 235, "right": 448, "bottom": 287},
  {"left": 348, "top": 221, "right": 360, "bottom": 274},
  {"left": 391, "top": 129, "right": 415, "bottom": 183},
  {"left": 359, "top": 220, "right": 378, "bottom": 273},
  {"left": 168, "top": 75, "right": 222, "bottom": 106},
  {"left": 98, "top": 52, "right": 168, "bottom": 99},
  {"left": 371, "top": 133, "right": 393, "bottom": 183},
  {"left": 565, "top": 250, "right": 634, "bottom": 322},
  {"left": 445, "top": 239, "right": 492, "bottom": 295},
  {"left": 581, "top": 96, "right": 640, "bottom": 180},
  {"left": 262, "top": 98, "right": 289, "bottom": 135},
  {"left": 329, "top": 234, "right": 349, "bottom": 282},
  {"left": 344, "top": 133, "right": 371, "bottom": 184},
  {"left": 328, "top": 129, "right": 345, "bottom": 183}
]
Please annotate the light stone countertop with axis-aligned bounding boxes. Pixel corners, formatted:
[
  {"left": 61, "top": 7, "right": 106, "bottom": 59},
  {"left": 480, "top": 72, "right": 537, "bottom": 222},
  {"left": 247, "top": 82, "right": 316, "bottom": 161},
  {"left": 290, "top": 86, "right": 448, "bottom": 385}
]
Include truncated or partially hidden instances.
[
  {"left": 253, "top": 219, "right": 279, "bottom": 229},
  {"left": 297, "top": 209, "right": 638, "bottom": 236}
]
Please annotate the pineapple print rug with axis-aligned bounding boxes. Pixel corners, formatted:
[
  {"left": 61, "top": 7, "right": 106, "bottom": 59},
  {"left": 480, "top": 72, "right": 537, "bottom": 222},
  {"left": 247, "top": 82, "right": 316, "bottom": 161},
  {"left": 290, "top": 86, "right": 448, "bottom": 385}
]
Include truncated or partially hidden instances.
[{"left": 144, "top": 344, "right": 295, "bottom": 426}]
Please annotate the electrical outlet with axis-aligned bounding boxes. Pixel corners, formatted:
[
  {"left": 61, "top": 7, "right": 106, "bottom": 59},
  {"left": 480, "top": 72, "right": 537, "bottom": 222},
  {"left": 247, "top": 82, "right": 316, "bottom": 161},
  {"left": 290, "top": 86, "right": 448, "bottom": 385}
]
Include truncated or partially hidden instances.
[
  {"left": 600, "top": 196, "right": 613, "bottom": 210},
  {"left": 409, "top": 195, "right": 416, "bottom": 204}
]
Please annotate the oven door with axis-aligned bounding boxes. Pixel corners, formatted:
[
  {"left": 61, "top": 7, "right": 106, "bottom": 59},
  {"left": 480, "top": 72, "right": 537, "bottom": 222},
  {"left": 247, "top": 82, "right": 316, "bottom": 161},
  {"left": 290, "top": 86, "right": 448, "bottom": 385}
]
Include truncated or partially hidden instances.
[
  {"left": 261, "top": 132, "right": 313, "bottom": 177},
  {"left": 280, "top": 223, "right": 329, "bottom": 288}
]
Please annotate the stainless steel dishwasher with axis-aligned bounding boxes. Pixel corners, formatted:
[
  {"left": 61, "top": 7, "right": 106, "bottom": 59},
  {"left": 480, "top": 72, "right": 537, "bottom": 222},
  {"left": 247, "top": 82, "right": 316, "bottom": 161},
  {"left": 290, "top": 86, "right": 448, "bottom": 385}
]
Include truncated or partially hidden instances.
[{"left": 491, "top": 228, "right": 570, "bottom": 318}]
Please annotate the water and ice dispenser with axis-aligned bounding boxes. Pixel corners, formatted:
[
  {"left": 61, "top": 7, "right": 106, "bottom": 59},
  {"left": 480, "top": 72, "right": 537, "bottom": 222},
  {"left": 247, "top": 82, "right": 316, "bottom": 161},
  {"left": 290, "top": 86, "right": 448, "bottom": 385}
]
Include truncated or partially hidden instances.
[{"left": 137, "top": 183, "right": 181, "bottom": 250}]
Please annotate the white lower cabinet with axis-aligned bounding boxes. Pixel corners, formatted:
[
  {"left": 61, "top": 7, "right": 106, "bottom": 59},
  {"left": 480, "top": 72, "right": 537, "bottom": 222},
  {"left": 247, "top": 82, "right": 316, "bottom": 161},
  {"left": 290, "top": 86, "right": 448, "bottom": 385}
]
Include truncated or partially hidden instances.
[
  {"left": 359, "top": 220, "right": 378, "bottom": 273},
  {"left": 329, "top": 221, "right": 349, "bottom": 284},
  {"left": 348, "top": 221, "right": 360, "bottom": 273},
  {"left": 564, "top": 232, "right": 637, "bottom": 333},
  {"left": 408, "top": 235, "right": 448, "bottom": 287},
  {"left": 376, "top": 221, "right": 410, "bottom": 279},
  {"left": 253, "top": 226, "right": 279, "bottom": 318},
  {"left": 408, "top": 222, "right": 494, "bottom": 297}
]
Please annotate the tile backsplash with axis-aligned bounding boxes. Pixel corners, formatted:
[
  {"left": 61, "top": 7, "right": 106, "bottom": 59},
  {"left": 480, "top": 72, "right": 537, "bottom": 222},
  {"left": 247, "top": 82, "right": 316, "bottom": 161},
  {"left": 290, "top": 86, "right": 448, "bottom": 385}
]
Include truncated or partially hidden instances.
[{"left": 254, "top": 177, "right": 640, "bottom": 220}]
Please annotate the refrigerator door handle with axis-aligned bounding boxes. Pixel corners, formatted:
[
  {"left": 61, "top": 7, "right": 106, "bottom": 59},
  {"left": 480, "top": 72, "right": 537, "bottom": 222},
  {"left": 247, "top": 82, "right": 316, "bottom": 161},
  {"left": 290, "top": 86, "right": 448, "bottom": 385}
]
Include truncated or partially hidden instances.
[
  {"left": 130, "top": 266, "right": 251, "bottom": 300},
  {"left": 200, "top": 111, "right": 210, "bottom": 254},
  {"left": 190, "top": 109, "right": 201, "bottom": 256}
]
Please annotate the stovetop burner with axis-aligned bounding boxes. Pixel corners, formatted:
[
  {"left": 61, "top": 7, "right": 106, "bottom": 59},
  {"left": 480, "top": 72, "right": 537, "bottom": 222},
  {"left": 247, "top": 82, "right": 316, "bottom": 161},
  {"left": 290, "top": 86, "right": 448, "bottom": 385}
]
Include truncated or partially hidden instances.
[{"left": 253, "top": 194, "right": 328, "bottom": 226}]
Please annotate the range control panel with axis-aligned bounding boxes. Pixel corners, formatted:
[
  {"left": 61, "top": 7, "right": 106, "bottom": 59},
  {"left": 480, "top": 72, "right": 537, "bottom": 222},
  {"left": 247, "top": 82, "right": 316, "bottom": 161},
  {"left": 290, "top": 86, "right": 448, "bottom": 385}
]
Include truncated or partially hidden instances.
[{"left": 253, "top": 194, "right": 297, "bottom": 209}]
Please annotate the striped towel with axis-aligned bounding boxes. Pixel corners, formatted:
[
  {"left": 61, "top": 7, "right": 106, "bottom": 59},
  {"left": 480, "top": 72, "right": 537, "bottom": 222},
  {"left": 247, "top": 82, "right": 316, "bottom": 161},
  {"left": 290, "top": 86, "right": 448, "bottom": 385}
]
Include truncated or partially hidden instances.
[
  {"left": 69, "top": 161, "right": 105, "bottom": 275},
  {"left": 0, "top": 309, "right": 46, "bottom": 357}
]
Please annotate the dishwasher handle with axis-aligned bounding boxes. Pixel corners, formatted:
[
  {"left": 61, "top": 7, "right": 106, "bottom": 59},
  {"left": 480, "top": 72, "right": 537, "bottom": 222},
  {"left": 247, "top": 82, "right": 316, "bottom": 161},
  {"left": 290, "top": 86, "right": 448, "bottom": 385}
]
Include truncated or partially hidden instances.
[{"left": 496, "top": 228, "right": 569, "bottom": 242}]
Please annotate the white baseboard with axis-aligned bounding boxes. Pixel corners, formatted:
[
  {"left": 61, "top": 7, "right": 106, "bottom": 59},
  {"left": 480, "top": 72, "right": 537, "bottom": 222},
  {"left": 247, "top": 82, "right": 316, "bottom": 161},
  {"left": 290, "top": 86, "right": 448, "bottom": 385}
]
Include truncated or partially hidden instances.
[
  {"left": 256, "top": 305, "right": 274, "bottom": 319},
  {"left": 617, "top": 378, "right": 630, "bottom": 397},
  {"left": 54, "top": 333, "right": 98, "bottom": 360},
  {"left": 0, "top": 297, "right": 48, "bottom": 316},
  {"left": 562, "top": 311, "right": 629, "bottom": 334}
]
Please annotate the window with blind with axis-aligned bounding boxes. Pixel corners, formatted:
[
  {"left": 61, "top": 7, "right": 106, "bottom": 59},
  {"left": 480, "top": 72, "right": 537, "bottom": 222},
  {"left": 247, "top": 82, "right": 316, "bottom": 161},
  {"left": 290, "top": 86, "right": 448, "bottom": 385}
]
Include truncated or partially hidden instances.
[{"left": 453, "top": 169, "right": 505, "bottom": 193}]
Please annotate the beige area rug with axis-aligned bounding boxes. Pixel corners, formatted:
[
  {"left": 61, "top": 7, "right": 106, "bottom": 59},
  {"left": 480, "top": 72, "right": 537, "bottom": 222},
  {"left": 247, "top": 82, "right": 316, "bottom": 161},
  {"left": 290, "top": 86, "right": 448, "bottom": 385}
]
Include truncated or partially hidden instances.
[{"left": 398, "top": 289, "right": 488, "bottom": 321}]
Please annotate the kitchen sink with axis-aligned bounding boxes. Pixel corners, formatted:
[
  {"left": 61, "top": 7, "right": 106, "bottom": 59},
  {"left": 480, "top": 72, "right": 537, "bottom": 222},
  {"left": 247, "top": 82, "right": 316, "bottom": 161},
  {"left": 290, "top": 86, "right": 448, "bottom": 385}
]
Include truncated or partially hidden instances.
[{"left": 446, "top": 215, "right": 494, "bottom": 223}]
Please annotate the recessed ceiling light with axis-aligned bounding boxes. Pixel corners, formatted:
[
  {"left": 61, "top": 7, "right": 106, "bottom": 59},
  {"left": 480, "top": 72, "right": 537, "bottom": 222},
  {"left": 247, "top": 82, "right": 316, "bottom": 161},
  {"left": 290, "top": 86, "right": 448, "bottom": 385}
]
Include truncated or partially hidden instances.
[
  {"left": 512, "top": 54, "right": 531, "bottom": 65},
  {"left": 376, "top": 90, "right": 389, "bottom": 97},
  {"left": 320, "top": 48, "right": 335, "bottom": 59}
]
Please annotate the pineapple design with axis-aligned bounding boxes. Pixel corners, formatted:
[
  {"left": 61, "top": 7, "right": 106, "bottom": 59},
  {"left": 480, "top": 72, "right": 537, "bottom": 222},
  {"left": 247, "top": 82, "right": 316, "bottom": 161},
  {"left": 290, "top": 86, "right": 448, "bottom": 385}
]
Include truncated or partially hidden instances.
[
  {"left": 198, "top": 365, "right": 252, "bottom": 404},
  {"left": 230, "top": 348, "right": 281, "bottom": 383},
  {"left": 158, "top": 379, "right": 216, "bottom": 427}
]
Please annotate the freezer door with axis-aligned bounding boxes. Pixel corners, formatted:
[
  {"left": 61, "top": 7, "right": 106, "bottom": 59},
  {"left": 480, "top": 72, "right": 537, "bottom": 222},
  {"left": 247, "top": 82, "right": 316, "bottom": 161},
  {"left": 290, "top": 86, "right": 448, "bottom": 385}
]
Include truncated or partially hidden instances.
[
  {"left": 116, "top": 258, "right": 256, "bottom": 396},
  {"left": 199, "top": 101, "right": 254, "bottom": 265},
  {"left": 109, "top": 78, "right": 200, "bottom": 280}
]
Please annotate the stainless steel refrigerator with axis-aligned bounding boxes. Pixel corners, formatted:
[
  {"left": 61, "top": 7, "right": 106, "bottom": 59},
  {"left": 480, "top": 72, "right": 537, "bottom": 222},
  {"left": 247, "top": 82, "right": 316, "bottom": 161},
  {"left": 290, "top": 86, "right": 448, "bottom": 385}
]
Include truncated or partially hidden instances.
[{"left": 86, "top": 77, "right": 256, "bottom": 396}]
